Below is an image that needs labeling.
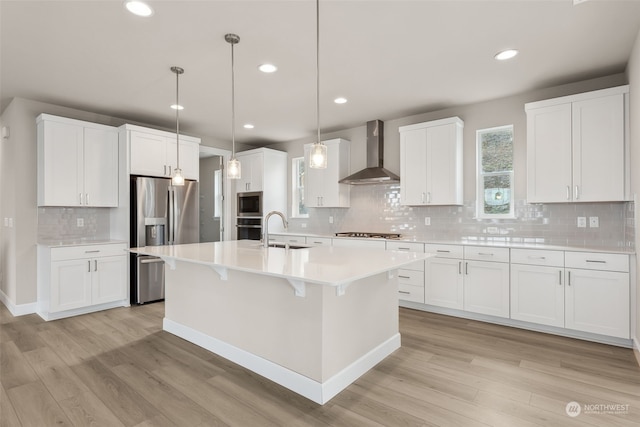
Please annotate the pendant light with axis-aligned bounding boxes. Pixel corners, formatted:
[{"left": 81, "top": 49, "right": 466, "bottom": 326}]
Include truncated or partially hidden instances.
[
  {"left": 226, "top": 33, "right": 242, "bottom": 180},
  {"left": 309, "top": 0, "right": 327, "bottom": 169},
  {"left": 171, "top": 66, "right": 185, "bottom": 186}
]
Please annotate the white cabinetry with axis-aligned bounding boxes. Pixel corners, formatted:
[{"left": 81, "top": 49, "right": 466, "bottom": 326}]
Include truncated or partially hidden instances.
[
  {"left": 37, "top": 114, "right": 118, "bottom": 207},
  {"left": 424, "top": 244, "right": 464, "bottom": 309},
  {"left": 399, "top": 117, "right": 463, "bottom": 206},
  {"left": 124, "top": 125, "right": 200, "bottom": 180},
  {"left": 463, "top": 246, "right": 510, "bottom": 318},
  {"left": 304, "top": 139, "right": 350, "bottom": 208},
  {"left": 510, "top": 249, "right": 565, "bottom": 327},
  {"left": 565, "top": 252, "right": 629, "bottom": 339},
  {"left": 37, "top": 243, "right": 128, "bottom": 321},
  {"left": 332, "top": 238, "right": 386, "bottom": 249},
  {"left": 525, "top": 85, "right": 629, "bottom": 203},
  {"left": 236, "top": 150, "right": 265, "bottom": 192},
  {"left": 387, "top": 241, "right": 425, "bottom": 303},
  {"left": 268, "top": 234, "right": 306, "bottom": 244}
]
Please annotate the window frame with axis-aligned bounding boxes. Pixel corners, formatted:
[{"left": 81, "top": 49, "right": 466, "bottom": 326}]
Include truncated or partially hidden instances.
[
  {"left": 476, "top": 124, "right": 515, "bottom": 219},
  {"left": 291, "top": 156, "right": 308, "bottom": 218}
]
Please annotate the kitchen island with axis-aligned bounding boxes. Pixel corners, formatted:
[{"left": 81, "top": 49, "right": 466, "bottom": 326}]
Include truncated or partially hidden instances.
[{"left": 130, "top": 240, "right": 430, "bottom": 404}]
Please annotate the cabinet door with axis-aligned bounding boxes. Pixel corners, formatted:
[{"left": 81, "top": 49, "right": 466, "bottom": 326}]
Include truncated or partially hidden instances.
[
  {"left": 425, "top": 257, "right": 463, "bottom": 309},
  {"left": 304, "top": 145, "right": 323, "bottom": 207},
  {"left": 572, "top": 94, "right": 625, "bottom": 202},
  {"left": 526, "top": 103, "right": 572, "bottom": 203},
  {"left": 40, "top": 120, "right": 84, "bottom": 206},
  {"left": 92, "top": 256, "right": 127, "bottom": 305},
  {"left": 426, "top": 123, "right": 461, "bottom": 205},
  {"left": 565, "top": 269, "right": 629, "bottom": 338},
  {"left": 83, "top": 127, "right": 118, "bottom": 206},
  {"left": 236, "top": 153, "right": 263, "bottom": 192},
  {"left": 130, "top": 131, "right": 168, "bottom": 177},
  {"left": 50, "top": 259, "right": 92, "bottom": 312},
  {"left": 463, "top": 261, "right": 510, "bottom": 318},
  {"left": 179, "top": 140, "right": 200, "bottom": 181},
  {"left": 510, "top": 264, "right": 564, "bottom": 327},
  {"left": 400, "top": 128, "right": 428, "bottom": 205}
]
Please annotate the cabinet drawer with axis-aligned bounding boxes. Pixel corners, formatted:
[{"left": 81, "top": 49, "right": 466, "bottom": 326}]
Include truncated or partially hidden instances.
[
  {"left": 386, "top": 241, "right": 424, "bottom": 253},
  {"left": 565, "top": 252, "right": 629, "bottom": 272},
  {"left": 332, "top": 238, "right": 386, "bottom": 249},
  {"left": 397, "top": 270, "right": 424, "bottom": 287},
  {"left": 306, "top": 237, "right": 332, "bottom": 246},
  {"left": 511, "top": 249, "right": 564, "bottom": 267},
  {"left": 464, "top": 246, "right": 509, "bottom": 263},
  {"left": 268, "top": 235, "right": 306, "bottom": 244},
  {"left": 398, "top": 283, "right": 425, "bottom": 303},
  {"left": 424, "top": 244, "right": 463, "bottom": 259},
  {"left": 51, "top": 243, "right": 127, "bottom": 261}
]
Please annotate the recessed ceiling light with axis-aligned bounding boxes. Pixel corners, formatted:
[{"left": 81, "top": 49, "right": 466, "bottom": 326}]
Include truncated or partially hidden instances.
[
  {"left": 494, "top": 49, "right": 519, "bottom": 61},
  {"left": 258, "top": 64, "right": 277, "bottom": 73},
  {"left": 334, "top": 97, "right": 348, "bottom": 104},
  {"left": 170, "top": 104, "right": 184, "bottom": 110},
  {"left": 125, "top": 1, "right": 154, "bottom": 17},
  {"left": 243, "top": 124, "right": 255, "bottom": 129}
]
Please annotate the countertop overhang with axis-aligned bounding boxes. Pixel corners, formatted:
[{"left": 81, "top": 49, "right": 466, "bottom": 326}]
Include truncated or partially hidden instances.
[{"left": 130, "top": 240, "right": 430, "bottom": 289}]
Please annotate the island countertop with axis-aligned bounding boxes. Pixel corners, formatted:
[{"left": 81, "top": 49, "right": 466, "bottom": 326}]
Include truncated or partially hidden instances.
[{"left": 130, "top": 240, "right": 430, "bottom": 287}]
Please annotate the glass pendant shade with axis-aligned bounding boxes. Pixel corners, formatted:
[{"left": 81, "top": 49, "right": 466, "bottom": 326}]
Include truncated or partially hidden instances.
[
  {"left": 227, "top": 157, "right": 241, "bottom": 179},
  {"left": 171, "top": 168, "right": 185, "bottom": 186},
  {"left": 309, "top": 142, "right": 327, "bottom": 169}
]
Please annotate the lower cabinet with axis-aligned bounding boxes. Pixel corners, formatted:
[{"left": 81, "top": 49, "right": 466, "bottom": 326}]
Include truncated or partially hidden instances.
[
  {"left": 462, "top": 246, "right": 510, "bottom": 318},
  {"left": 38, "top": 243, "right": 128, "bottom": 320},
  {"left": 565, "top": 252, "right": 630, "bottom": 339},
  {"left": 424, "top": 244, "right": 464, "bottom": 309},
  {"left": 387, "top": 241, "right": 425, "bottom": 303}
]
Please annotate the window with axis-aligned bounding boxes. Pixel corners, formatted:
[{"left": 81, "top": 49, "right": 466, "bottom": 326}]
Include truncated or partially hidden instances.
[
  {"left": 213, "top": 169, "right": 222, "bottom": 218},
  {"left": 291, "top": 157, "right": 308, "bottom": 218},
  {"left": 476, "top": 125, "right": 514, "bottom": 218}
]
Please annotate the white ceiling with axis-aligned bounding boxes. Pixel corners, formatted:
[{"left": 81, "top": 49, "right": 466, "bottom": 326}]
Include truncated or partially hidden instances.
[{"left": 2, "top": 0, "right": 640, "bottom": 145}]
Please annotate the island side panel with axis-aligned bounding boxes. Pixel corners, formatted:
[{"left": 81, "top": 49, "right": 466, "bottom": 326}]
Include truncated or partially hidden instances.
[
  {"left": 320, "top": 271, "right": 400, "bottom": 382},
  {"left": 164, "top": 261, "right": 325, "bottom": 381}
]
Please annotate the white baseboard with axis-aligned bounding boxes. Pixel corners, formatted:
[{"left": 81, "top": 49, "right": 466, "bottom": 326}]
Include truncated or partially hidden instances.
[
  {"left": 37, "top": 300, "right": 129, "bottom": 321},
  {"left": 0, "top": 290, "right": 37, "bottom": 316},
  {"left": 163, "top": 317, "right": 400, "bottom": 405}
]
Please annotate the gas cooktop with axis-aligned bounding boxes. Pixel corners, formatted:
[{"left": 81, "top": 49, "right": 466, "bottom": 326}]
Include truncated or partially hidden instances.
[{"left": 335, "top": 232, "right": 402, "bottom": 239}]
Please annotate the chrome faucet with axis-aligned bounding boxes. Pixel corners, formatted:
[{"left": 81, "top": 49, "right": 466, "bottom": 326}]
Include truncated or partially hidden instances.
[{"left": 263, "top": 211, "right": 288, "bottom": 248}]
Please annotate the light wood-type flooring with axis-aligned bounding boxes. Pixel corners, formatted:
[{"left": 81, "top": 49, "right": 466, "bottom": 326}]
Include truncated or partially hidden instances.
[{"left": 1, "top": 302, "right": 639, "bottom": 426}]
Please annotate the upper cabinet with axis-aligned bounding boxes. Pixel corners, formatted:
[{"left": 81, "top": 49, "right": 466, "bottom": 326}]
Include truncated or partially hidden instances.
[
  {"left": 525, "top": 85, "right": 629, "bottom": 203},
  {"left": 37, "top": 114, "right": 119, "bottom": 207},
  {"left": 399, "top": 117, "right": 464, "bottom": 206},
  {"left": 304, "top": 138, "right": 350, "bottom": 208},
  {"left": 124, "top": 125, "right": 200, "bottom": 180},
  {"left": 234, "top": 147, "right": 287, "bottom": 216},
  {"left": 236, "top": 150, "right": 265, "bottom": 192}
]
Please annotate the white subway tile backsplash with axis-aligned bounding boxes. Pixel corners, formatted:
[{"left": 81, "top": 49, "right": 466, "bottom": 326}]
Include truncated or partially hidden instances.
[
  {"left": 290, "top": 184, "right": 633, "bottom": 250},
  {"left": 38, "top": 207, "right": 111, "bottom": 242}
]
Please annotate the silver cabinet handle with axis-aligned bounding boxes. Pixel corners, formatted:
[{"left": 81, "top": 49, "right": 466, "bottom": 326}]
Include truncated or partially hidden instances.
[
  {"left": 398, "top": 291, "right": 411, "bottom": 295},
  {"left": 427, "top": 192, "right": 431, "bottom": 203},
  {"left": 85, "top": 193, "right": 89, "bottom": 205},
  {"left": 290, "top": 239, "right": 298, "bottom": 243},
  {"left": 465, "top": 262, "right": 469, "bottom": 275},
  {"left": 528, "top": 256, "right": 546, "bottom": 260},
  {"left": 87, "top": 260, "right": 91, "bottom": 272},
  {"left": 586, "top": 259, "right": 606, "bottom": 264},
  {"left": 459, "top": 261, "right": 462, "bottom": 275},
  {"left": 79, "top": 193, "right": 83, "bottom": 205},
  {"left": 478, "top": 252, "right": 494, "bottom": 256},
  {"left": 436, "top": 250, "right": 451, "bottom": 253},
  {"left": 168, "top": 165, "right": 172, "bottom": 176},
  {"left": 140, "top": 258, "right": 164, "bottom": 264},
  {"left": 421, "top": 192, "right": 426, "bottom": 204},
  {"left": 566, "top": 186, "right": 570, "bottom": 200},
  {"left": 574, "top": 185, "right": 579, "bottom": 200},
  {"left": 164, "top": 165, "right": 167, "bottom": 176},
  {"left": 312, "top": 241, "right": 323, "bottom": 244},
  {"left": 398, "top": 275, "right": 411, "bottom": 279},
  {"left": 559, "top": 270, "right": 562, "bottom": 285},
  {"left": 568, "top": 271, "right": 571, "bottom": 286},
  {"left": 397, "top": 247, "right": 411, "bottom": 251},
  {"left": 84, "top": 250, "right": 100, "bottom": 253},
  {"left": 94, "top": 260, "right": 97, "bottom": 271}
]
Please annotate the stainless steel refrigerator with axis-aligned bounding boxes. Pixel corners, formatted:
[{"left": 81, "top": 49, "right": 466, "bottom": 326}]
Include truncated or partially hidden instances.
[{"left": 130, "top": 176, "right": 199, "bottom": 304}]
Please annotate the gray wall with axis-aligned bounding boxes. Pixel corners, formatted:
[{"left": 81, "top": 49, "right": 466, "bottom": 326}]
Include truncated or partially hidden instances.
[
  {"left": 626, "top": 28, "right": 640, "bottom": 360},
  {"left": 199, "top": 156, "right": 223, "bottom": 243}
]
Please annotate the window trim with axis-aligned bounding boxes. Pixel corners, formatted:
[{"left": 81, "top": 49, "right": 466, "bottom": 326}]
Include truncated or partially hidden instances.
[
  {"left": 476, "top": 124, "right": 515, "bottom": 219},
  {"left": 291, "top": 156, "right": 309, "bottom": 218}
]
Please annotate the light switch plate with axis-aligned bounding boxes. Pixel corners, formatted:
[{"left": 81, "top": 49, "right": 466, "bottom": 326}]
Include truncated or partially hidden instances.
[
  {"left": 589, "top": 216, "right": 599, "bottom": 228},
  {"left": 577, "top": 217, "right": 586, "bottom": 228},
  {"left": 424, "top": 217, "right": 431, "bottom": 226},
  {"left": 77, "top": 218, "right": 84, "bottom": 227}
]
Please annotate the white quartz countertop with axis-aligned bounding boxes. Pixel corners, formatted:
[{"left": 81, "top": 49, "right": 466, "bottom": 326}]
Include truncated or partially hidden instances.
[
  {"left": 130, "top": 240, "right": 431, "bottom": 286},
  {"left": 38, "top": 239, "right": 127, "bottom": 248},
  {"left": 270, "top": 232, "right": 634, "bottom": 254}
]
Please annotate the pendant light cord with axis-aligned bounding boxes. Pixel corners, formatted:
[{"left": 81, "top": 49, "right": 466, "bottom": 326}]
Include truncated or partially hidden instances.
[
  {"left": 231, "top": 40, "right": 236, "bottom": 157},
  {"left": 175, "top": 69, "right": 180, "bottom": 168},
  {"left": 316, "top": 0, "right": 320, "bottom": 145}
]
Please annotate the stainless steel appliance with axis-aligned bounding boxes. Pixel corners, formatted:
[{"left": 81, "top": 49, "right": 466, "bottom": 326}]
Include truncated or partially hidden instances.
[
  {"left": 237, "top": 191, "right": 263, "bottom": 216},
  {"left": 335, "top": 232, "right": 402, "bottom": 239},
  {"left": 236, "top": 217, "right": 262, "bottom": 240},
  {"left": 130, "top": 176, "right": 199, "bottom": 304}
]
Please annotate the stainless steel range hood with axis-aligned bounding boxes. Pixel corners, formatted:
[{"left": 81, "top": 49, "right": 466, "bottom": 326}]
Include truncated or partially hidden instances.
[{"left": 339, "top": 120, "right": 400, "bottom": 185}]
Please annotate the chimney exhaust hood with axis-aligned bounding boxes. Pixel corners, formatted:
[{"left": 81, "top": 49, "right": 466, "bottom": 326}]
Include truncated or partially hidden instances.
[{"left": 339, "top": 120, "right": 400, "bottom": 185}]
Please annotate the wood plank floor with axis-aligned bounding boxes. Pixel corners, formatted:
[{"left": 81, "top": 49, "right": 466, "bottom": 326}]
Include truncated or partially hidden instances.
[{"left": 1, "top": 302, "right": 639, "bottom": 427}]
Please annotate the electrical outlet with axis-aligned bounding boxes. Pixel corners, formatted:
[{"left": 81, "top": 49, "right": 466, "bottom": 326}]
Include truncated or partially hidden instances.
[
  {"left": 424, "top": 217, "right": 431, "bottom": 226},
  {"left": 577, "top": 217, "right": 587, "bottom": 228},
  {"left": 589, "top": 216, "right": 599, "bottom": 228},
  {"left": 486, "top": 226, "right": 499, "bottom": 234},
  {"left": 301, "top": 223, "right": 307, "bottom": 228},
  {"left": 77, "top": 218, "right": 84, "bottom": 227},
  {"left": 328, "top": 216, "right": 334, "bottom": 224}
]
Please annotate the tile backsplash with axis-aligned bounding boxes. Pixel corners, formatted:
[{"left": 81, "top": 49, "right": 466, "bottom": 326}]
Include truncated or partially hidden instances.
[
  {"left": 289, "top": 184, "right": 634, "bottom": 250},
  {"left": 38, "top": 207, "right": 111, "bottom": 242}
]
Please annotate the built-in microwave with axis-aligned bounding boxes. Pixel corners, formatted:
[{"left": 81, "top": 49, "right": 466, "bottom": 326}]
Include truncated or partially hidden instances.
[{"left": 237, "top": 191, "right": 263, "bottom": 217}]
